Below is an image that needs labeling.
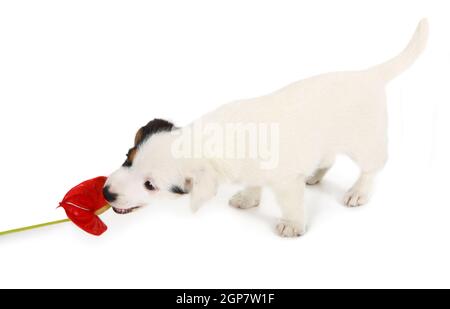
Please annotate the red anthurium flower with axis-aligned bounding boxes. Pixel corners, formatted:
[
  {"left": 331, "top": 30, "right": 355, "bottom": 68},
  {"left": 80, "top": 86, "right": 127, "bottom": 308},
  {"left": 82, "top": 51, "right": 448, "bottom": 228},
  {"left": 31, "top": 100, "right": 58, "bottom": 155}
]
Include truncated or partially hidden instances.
[
  {"left": 0, "top": 176, "right": 111, "bottom": 237},
  {"left": 59, "top": 176, "right": 110, "bottom": 236}
]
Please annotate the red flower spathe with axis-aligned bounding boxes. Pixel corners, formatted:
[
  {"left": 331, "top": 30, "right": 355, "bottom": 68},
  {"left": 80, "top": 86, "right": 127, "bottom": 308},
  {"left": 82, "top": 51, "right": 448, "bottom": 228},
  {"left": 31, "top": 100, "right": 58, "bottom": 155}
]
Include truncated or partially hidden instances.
[{"left": 59, "top": 176, "right": 110, "bottom": 236}]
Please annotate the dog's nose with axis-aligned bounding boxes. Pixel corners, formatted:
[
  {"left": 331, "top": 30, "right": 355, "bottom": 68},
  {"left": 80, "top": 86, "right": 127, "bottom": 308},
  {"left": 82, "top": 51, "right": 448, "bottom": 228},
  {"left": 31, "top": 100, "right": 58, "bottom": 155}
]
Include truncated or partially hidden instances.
[{"left": 103, "top": 185, "right": 118, "bottom": 203}]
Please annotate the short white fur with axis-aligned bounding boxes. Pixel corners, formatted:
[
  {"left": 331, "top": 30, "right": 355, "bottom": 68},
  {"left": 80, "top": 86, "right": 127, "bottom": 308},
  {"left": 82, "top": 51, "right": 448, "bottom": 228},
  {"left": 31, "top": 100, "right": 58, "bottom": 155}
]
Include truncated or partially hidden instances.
[{"left": 106, "top": 19, "right": 428, "bottom": 237}]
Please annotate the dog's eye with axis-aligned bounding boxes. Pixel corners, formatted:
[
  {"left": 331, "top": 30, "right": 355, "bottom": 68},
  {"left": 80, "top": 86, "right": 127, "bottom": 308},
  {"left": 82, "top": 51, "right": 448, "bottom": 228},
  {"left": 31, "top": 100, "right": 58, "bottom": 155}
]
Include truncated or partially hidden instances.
[{"left": 144, "top": 180, "right": 155, "bottom": 191}]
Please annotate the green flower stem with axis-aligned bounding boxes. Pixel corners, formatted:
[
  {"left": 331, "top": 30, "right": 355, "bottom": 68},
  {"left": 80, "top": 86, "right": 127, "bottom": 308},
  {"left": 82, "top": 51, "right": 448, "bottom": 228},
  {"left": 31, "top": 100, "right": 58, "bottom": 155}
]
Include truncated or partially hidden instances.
[{"left": 0, "top": 219, "right": 70, "bottom": 236}]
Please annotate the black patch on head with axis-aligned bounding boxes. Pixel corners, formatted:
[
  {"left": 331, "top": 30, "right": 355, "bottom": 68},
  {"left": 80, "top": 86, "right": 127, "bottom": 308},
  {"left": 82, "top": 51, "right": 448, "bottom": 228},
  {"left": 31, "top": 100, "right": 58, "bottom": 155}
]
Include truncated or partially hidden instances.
[
  {"left": 134, "top": 118, "right": 175, "bottom": 147},
  {"left": 122, "top": 118, "right": 175, "bottom": 168},
  {"left": 170, "top": 185, "right": 187, "bottom": 195},
  {"left": 122, "top": 161, "right": 132, "bottom": 167}
]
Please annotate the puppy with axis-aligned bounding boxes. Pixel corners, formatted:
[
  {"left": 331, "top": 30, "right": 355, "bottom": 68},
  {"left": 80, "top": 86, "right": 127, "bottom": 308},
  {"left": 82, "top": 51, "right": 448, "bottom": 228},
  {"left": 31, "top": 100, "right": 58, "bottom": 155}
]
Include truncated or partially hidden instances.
[{"left": 104, "top": 19, "right": 428, "bottom": 237}]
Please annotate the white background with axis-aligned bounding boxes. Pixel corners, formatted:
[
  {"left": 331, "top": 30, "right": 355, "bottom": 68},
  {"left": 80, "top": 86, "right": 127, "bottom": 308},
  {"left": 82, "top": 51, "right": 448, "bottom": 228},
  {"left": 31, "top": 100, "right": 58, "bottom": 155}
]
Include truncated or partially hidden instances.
[{"left": 0, "top": 0, "right": 449, "bottom": 289}]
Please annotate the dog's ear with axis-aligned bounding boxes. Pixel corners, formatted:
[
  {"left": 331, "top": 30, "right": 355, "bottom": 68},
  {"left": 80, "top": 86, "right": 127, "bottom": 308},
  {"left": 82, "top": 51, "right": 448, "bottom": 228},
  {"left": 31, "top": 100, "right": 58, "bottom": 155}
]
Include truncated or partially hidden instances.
[
  {"left": 184, "top": 165, "right": 218, "bottom": 212},
  {"left": 134, "top": 118, "right": 175, "bottom": 146}
]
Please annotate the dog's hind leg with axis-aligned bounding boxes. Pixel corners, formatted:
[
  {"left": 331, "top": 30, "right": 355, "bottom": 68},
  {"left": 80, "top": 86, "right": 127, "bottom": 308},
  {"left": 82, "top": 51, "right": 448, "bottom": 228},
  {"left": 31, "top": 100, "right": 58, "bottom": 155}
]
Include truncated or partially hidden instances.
[
  {"left": 306, "top": 155, "right": 335, "bottom": 185},
  {"left": 343, "top": 171, "right": 379, "bottom": 207},
  {"left": 229, "top": 186, "right": 262, "bottom": 209},
  {"left": 272, "top": 176, "right": 306, "bottom": 237},
  {"left": 344, "top": 143, "right": 387, "bottom": 207}
]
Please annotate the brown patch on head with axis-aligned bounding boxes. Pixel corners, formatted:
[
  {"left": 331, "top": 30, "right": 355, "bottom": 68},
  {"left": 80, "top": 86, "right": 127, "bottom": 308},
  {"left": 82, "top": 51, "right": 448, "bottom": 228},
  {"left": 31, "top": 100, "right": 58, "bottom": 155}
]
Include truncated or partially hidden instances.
[
  {"left": 134, "top": 127, "right": 145, "bottom": 146},
  {"left": 122, "top": 118, "right": 175, "bottom": 168},
  {"left": 184, "top": 178, "right": 193, "bottom": 193},
  {"left": 123, "top": 147, "right": 137, "bottom": 167}
]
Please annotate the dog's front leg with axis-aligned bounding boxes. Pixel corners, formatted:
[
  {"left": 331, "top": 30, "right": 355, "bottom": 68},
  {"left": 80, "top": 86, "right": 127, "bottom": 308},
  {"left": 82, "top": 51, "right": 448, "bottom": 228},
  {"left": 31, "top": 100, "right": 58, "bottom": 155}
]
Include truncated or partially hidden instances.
[
  {"left": 229, "top": 186, "right": 261, "bottom": 209},
  {"left": 272, "top": 176, "right": 306, "bottom": 237}
]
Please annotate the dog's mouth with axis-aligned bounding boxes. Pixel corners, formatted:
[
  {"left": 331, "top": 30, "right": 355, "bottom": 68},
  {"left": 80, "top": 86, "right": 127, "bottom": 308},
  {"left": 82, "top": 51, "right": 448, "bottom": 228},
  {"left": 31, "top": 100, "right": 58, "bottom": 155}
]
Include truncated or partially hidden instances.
[{"left": 112, "top": 206, "right": 141, "bottom": 215}]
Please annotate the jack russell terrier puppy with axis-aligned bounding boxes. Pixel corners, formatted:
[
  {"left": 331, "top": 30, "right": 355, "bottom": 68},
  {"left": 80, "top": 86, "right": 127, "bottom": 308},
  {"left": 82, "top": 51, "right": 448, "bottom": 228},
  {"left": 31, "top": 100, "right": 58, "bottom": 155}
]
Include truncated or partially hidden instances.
[{"left": 104, "top": 19, "right": 428, "bottom": 237}]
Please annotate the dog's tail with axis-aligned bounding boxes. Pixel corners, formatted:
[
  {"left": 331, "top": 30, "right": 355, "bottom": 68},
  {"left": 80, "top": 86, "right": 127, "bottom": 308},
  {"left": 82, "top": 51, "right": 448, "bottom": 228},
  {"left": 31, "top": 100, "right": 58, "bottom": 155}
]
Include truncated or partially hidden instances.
[{"left": 368, "top": 18, "right": 428, "bottom": 83}]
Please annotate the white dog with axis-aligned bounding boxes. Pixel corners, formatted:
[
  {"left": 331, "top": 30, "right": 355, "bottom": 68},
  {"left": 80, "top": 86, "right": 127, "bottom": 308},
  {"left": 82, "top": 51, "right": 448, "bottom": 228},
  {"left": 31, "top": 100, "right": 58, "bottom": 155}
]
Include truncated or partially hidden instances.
[{"left": 104, "top": 19, "right": 428, "bottom": 237}]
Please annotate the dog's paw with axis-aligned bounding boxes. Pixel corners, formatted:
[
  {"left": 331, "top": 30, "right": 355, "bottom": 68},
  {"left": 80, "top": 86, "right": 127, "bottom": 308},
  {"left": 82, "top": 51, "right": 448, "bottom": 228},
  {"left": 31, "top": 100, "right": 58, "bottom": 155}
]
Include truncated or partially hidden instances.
[
  {"left": 306, "top": 167, "right": 329, "bottom": 185},
  {"left": 343, "top": 190, "right": 369, "bottom": 207},
  {"left": 229, "top": 191, "right": 260, "bottom": 209},
  {"left": 276, "top": 220, "right": 304, "bottom": 237}
]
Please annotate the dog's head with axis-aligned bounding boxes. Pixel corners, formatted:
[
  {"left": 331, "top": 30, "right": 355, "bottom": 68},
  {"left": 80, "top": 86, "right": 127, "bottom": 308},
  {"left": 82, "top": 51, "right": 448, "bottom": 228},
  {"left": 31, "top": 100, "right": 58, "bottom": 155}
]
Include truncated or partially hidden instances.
[{"left": 104, "top": 118, "right": 217, "bottom": 214}]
